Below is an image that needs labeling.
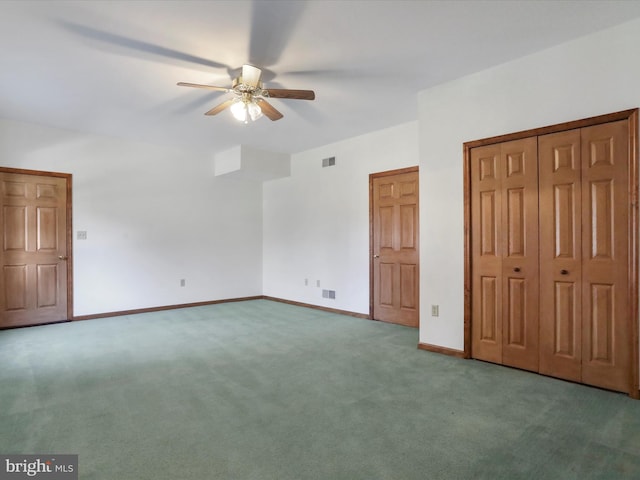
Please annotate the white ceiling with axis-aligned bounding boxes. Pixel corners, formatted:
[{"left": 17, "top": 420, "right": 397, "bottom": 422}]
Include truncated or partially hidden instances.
[{"left": 2, "top": 0, "right": 640, "bottom": 156}]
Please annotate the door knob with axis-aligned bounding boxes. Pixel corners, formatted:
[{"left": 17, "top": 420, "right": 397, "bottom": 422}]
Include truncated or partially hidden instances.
[
  {"left": 560, "top": 269, "right": 569, "bottom": 275},
  {"left": 513, "top": 267, "right": 521, "bottom": 272},
  {"left": 373, "top": 255, "right": 380, "bottom": 259},
  {"left": 58, "top": 255, "right": 68, "bottom": 260}
]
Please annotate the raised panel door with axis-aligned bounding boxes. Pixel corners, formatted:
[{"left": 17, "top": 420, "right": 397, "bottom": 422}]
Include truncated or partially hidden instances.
[
  {"left": 539, "top": 129, "right": 582, "bottom": 382},
  {"left": 372, "top": 169, "right": 419, "bottom": 327},
  {"left": 471, "top": 144, "right": 503, "bottom": 364},
  {"left": 1, "top": 172, "right": 68, "bottom": 327},
  {"left": 467, "top": 111, "right": 637, "bottom": 397},
  {"left": 500, "top": 138, "right": 539, "bottom": 372},
  {"left": 580, "top": 120, "right": 630, "bottom": 392},
  {"left": 471, "top": 139, "right": 538, "bottom": 369}
]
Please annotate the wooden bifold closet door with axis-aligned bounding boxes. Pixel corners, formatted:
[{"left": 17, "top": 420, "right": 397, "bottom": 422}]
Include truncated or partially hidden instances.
[
  {"left": 469, "top": 115, "right": 634, "bottom": 394},
  {"left": 538, "top": 121, "right": 630, "bottom": 392},
  {"left": 471, "top": 137, "right": 539, "bottom": 373}
]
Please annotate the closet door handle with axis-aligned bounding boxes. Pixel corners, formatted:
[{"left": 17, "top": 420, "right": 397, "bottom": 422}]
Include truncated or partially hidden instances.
[
  {"left": 560, "top": 269, "right": 569, "bottom": 275},
  {"left": 513, "top": 267, "right": 521, "bottom": 273}
]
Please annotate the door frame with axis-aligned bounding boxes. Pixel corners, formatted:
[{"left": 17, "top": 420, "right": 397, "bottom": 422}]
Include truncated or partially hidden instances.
[
  {"left": 0, "top": 166, "right": 73, "bottom": 322},
  {"left": 369, "top": 166, "right": 420, "bottom": 322},
  {"left": 463, "top": 108, "right": 639, "bottom": 398}
]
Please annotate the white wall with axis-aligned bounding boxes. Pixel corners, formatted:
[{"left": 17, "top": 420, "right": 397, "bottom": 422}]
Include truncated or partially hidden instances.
[
  {"left": 0, "top": 118, "right": 263, "bottom": 316},
  {"left": 263, "top": 122, "right": 418, "bottom": 313},
  {"left": 214, "top": 145, "right": 290, "bottom": 182},
  {"left": 418, "top": 18, "right": 640, "bottom": 350}
]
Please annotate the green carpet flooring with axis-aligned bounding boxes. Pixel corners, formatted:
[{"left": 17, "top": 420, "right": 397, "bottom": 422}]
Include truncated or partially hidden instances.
[{"left": 1, "top": 299, "right": 639, "bottom": 479}]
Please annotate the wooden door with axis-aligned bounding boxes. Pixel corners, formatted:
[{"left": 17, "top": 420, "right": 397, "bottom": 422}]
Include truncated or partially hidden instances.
[
  {"left": 471, "top": 144, "right": 503, "bottom": 364},
  {"left": 539, "top": 129, "right": 583, "bottom": 382},
  {"left": 500, "top": 138, "right": 539, "bottom": 372},
  {"left": 471, "top": 138, "right": 539, "bottom": 370},
  {"left": 1, "top": 171, "right": 70, "bottom": 327},
  {"left": 371, "top": 168, "right": 419, "bottom": 327},
  {"left": 580, "top": 120, "right": 630, "bottom": 392},
  {"left": 466, "top": 109, "right": 638, "bottom": 397},
  {"left": 538, "top": 121, "right": 630, "bottom": 393}
]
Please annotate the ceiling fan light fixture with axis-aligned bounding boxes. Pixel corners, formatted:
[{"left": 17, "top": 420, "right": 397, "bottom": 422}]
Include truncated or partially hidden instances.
[
  {"left": 230, "top": 98, "right": 248, "bottom": 123},
  {"left": 230, "top": 96, "right": 263, "bottom": 124},
  {"left": 248, "top": 100, "right": 263, "bottom": 121}
]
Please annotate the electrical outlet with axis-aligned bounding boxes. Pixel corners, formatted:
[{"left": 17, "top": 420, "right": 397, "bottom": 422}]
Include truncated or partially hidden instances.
[
  {"left": 316, "top": 280, "right": 321, "bottom": 287},
  {"left": 77, "top": 231, "right": 87, "bottom": 240},
  {"left": 180, "top": 279, "right": 186, "bottom": 287},
  {"left": 305, "top": 278, "right": 308, "bottom": 286},
  {"left": 431, "top": 305, "right": 439, "bottom": 316}
]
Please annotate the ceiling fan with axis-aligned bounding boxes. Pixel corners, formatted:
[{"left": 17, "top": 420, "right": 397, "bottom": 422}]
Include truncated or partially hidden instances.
[{"left": 177, "top": 64, "right": 315, "bottom": 123}]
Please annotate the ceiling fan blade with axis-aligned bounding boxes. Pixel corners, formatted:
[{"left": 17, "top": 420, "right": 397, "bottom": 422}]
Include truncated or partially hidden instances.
[
  {"left": 249, "top": 1, "right": 307, "bottom": 67},
  {"left": 242, "top": 64, "right": 262, "bottom": 88},
  {"left": 265, "top": 89, "right": 315, "bottom": 100},
  {"left": 257, "top": 99, "right": 284, "bottom": 121},
  {"left": 61, "top": 21, "right": 229, "bottom": 70},
  {"left": 205, "top": 99, "right": 235, "bottom": 116},
  {"left": 177, "top": 82, "right": 229, "bottom": 92}
]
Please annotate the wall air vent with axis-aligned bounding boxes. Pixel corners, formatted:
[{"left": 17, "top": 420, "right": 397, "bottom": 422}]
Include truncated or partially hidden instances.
[
  {"left": 322, "top": 289, "right": 336, "bottom": 299},
  {"left": 322, "top": 156, "right": 336, "bottom": 168}
]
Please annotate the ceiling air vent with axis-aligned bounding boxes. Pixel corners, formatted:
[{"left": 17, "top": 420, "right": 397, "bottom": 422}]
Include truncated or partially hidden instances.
[{"left": 322, "top": 156, "right": 336, "bottom": 168}]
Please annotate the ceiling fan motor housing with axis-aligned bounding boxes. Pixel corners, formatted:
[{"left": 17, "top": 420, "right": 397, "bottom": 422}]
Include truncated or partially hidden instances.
[{"left": 232, "top": 76, "right": 262, "bottom": 95}]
